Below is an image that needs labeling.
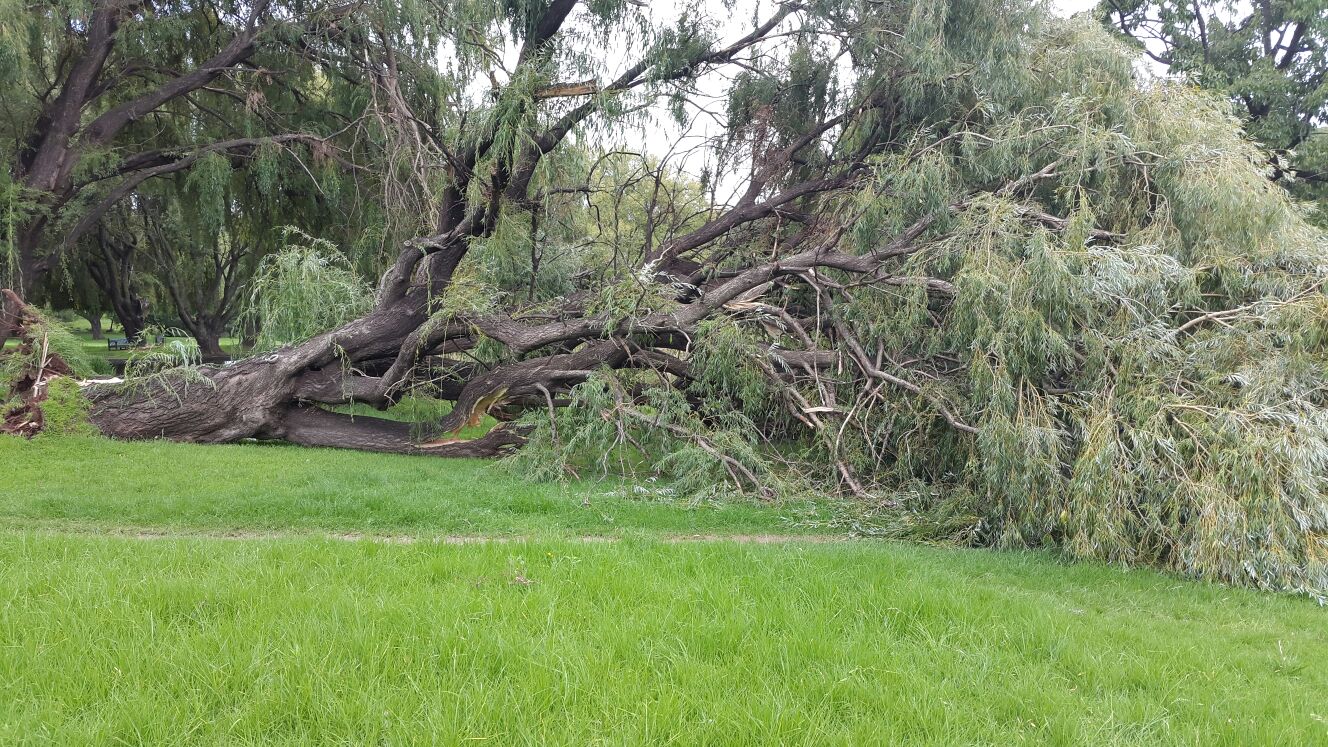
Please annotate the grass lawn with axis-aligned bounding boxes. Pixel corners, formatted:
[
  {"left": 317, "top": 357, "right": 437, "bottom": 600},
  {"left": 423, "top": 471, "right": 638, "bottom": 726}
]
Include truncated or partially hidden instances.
[
  {"left": 0, "top": 435, "right": 1325, "bottom": 744},
  {"left": 0, "top": 436, "right": 826, "bottom": 537}
]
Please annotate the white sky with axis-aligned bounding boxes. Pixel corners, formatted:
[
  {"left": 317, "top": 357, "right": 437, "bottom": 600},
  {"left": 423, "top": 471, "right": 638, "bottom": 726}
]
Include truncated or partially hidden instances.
[{"left": 1054, "top": 0, "right": 1098, "bottom": 15}]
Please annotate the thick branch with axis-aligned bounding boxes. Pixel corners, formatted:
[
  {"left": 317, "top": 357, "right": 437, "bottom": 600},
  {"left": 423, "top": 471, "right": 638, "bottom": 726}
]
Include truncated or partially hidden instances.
[
  {"left": 280, "top": 406, "right": 530, "bottom": 456},
  {"left": 64, "top": 134, "right": 328, "bottom": 246},
  {"left": 80, "top": 0, "right": 277, "bottom": 146}
]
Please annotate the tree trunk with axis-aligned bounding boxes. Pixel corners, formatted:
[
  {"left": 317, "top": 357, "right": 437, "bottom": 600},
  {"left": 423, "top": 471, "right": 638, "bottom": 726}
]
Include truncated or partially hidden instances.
[
  {"left": 86, "top": 279, "right": 668, "bottom": 457},
  {"left": 87, "top": 228, "right": 149, "bottom": 344},
  {"left": 84, "top": 291, "right": 530, "bottom": 457},
  {"left": 114, "top": 302, "right": 148, "bottom": 343},
  {"left": 85, "top": 314, "right": 104, "bottom": 340},
  {"left": 196, "top": 332, "right": 226, "bottom": 360},
  {"left": 191, "top": 321, "right": 229, "bottom": 363}
]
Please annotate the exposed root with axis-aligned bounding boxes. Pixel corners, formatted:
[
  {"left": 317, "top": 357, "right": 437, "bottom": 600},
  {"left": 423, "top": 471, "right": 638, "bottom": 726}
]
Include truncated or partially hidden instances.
[{"left": 1, "top": 289, "right": 76, "bottom": 438}]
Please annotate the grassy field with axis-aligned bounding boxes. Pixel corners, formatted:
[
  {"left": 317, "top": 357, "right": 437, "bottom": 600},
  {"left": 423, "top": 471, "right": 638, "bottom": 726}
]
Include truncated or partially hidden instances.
[
  {"left": 0, "top": 436, "right": 825, "bottom": 537},
  {"left": 1, "top": 435, "right": 1325, "bottom": 744}
]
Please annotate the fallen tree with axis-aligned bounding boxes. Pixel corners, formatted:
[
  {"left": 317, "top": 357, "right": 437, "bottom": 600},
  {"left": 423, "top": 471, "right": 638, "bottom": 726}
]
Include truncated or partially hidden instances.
[
  {"left": 17, "top": 1, "right": 1328, "bottom": 596},
  {"left": 81, "top": 0, "right": 816, "bottom": 455}
]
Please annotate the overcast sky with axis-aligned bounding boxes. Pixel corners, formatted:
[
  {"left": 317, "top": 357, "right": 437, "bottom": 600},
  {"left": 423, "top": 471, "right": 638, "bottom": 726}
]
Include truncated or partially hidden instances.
[{"left": 1055, "top": 0, "right": 1098, "bottom": 15}]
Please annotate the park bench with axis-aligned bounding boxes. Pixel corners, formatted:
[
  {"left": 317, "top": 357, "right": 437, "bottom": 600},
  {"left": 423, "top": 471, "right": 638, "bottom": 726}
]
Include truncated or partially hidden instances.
[{"left": 107, "top": 334, "right": 166, "bottom": 351}]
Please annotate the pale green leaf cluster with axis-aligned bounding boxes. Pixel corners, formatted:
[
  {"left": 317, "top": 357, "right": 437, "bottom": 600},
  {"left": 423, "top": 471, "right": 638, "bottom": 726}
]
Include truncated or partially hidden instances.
[{"left": 238, "top": 229, "right": 374, "bottom": 354}]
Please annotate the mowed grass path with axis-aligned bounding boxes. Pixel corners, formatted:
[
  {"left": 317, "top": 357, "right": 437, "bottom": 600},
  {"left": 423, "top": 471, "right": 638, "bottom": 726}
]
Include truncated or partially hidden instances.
[{"left": 1, "top": 436, "right": 1325, "bottom": 744}]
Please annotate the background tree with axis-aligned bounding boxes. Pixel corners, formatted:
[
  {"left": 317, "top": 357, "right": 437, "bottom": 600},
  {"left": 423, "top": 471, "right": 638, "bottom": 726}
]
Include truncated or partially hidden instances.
[
  {"left": 140, "top": 207, "right": 248, "bottom": 360},
  {"left": 1097, "top": 0, "right": 1327, "bottom": 204},
  {"left": 0, "top": 1, "right": 354, "bottom": 299},
  {"left": 86, "top": 212, "right": 151, "bottom": 342},
  {"left": 128, "top": 121, "right": 378, "bottom": 358}
]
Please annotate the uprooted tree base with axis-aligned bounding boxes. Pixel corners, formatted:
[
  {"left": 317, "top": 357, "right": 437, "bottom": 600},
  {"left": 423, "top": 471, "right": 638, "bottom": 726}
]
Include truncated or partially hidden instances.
[{"left": 1, "top": 290, "right": 76, "bottom": 437}]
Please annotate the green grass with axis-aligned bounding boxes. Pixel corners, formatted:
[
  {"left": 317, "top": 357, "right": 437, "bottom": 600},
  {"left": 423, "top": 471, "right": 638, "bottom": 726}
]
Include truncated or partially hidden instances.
[
  {"left": 0, "top": 436, "right": 828, "bottom": 537},
  {"left": 1, "top": 533, "right": 1324, "bottom": 744},
  {"left": 1, "top": 435, "right": 1325, "bottom": 744}
]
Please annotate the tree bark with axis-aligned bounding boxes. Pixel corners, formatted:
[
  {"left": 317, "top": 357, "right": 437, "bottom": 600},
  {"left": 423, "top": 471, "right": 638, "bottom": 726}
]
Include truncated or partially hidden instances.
[
  {"left": 145, "top": 227, "right": 244, "bottom": 364},
  {"left": 85, "top": 314, "right": 104, "bottom": 341},
  {"left": 182, "top": 314, "right": 231, "bottom": 363},
  {"left": 87, "top": 228, "right": 149, "bottom": 343},
  {"left": 194, "top": 328, "right": 227, "bottom": 360}
]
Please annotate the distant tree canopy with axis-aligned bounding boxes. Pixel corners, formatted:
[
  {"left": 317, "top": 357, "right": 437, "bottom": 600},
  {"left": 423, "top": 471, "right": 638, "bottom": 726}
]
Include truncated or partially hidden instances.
[
  {"left": 5, "top": 0, "right": 1328, "bottom": 597},
  {"left": 1097, "top": 0, "right": 1327, "bottom": 206}
]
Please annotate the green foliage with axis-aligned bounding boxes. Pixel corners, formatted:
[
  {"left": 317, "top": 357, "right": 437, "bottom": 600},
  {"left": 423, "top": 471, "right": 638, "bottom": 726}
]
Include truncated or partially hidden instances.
[
  {"left": 0, "top": 306, "right": 99, "bottom": 438},
  {"left": 1096, "top": 0, "right": 1328, "bottom": 206},
  {"left": 834, "top": 68, "right": 1328, "bottom": 597},
  {"left": 121, "top": 333, "right": 200, "bottom": 379},
  {"left": 727, "top": 39, "right": 834, "bottom": 149},
  {"left": 574, "top": 154, "right": 713, "bottom": 285},
  {"left": 36, "top": 377, "right": 93, "bottom": 436},
  {"left": 239, "top": 229, "right": 373, "bottom": 352},
  {"left": 184, "top": 152, "right": 233, "bottom": 237},
  {"left": 511, "top": 370, "right": 780, "bottom": 501},
  {"left": 583, "top": 268, "right": 678, "bottom": 332},
  {"left": 690, "top": 318, "right": 779, "bottom": 424}
]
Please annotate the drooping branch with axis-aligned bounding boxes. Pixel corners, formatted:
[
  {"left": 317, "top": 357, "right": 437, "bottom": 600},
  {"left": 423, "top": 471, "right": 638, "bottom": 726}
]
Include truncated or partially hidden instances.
[
  {"left": 79, "top": 0, "right": 278, "bottom": 147},
  {"left": 64, "top": 134, "right": 332, "bottom": 247}
]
